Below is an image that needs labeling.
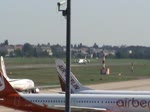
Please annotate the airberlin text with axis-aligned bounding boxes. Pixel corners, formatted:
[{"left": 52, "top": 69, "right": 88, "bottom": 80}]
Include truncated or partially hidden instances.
[
  {"left": 58, "top": 65, "right": 80, "bottom": 90},
  {"left": 116, "top": 98, "right": 150, "bottom": 108}
]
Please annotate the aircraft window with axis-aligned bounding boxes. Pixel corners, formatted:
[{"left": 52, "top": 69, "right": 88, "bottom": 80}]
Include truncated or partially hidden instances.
[
  {"left": 101, "top": 101, "right": 103, "bottom": 103},
  {"left": 97, "top": 101, "right": 99, "bottom": 103}
]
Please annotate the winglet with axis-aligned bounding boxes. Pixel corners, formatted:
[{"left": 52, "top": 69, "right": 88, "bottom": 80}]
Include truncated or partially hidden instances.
[
  {"left": 55, "top": 59, "right": 91, "bottom": 93},
  {"left": 0, "top": 71, "right": 17, "bottom": 97}
]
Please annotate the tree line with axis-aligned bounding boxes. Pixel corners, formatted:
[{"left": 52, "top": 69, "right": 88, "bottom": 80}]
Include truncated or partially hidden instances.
[{"left": 1, "top": 40, "right": 150, "bottom": 59}]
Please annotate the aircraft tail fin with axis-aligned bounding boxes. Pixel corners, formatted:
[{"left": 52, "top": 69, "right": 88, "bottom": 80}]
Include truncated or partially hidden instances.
[
  {"left": 58, "top": 75, "right": 66, "bottom": 92},
  {"left": 0, "top": 71, "right": 17, "bottom": 97},
  {"left": 55, "top": 59, "right": 92, "bottom": 93},
  {"left": 1, "top": 56, "right": 9, "bottom": 81}
]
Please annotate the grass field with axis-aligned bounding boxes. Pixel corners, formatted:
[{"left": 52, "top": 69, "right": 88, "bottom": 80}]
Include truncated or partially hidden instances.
[{"left": 2, "top": 57, "right": 150, "bottom": 86}]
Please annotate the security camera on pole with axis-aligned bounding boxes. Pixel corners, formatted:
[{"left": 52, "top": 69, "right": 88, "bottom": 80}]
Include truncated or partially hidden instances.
[{"left": 57, "top": 0, "right": 71, "bottom": 112}]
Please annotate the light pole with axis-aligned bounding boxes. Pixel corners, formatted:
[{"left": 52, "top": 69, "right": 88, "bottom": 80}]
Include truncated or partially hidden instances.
[
  {"left": 57, "top": 0, "right": 71, "bottom": 112},
  {"left": 129, "top": 50, "right": 134, "bottom": 72}
]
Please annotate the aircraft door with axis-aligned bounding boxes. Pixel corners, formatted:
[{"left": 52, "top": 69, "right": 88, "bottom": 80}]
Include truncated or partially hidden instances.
[{"left": 72, "top": 98, "right": 76, "bottom": 106}]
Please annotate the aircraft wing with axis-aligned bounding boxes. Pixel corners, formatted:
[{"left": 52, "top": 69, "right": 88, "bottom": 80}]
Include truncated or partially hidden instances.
[
  {"left": 36, "top": 85, "right": 60, "bottom": 90},
  {"left": 20, "top": 85, "right": 60, "bottom": 93},
  {"left": 48, "top": 105, "right": 112, "bottom": 112}
]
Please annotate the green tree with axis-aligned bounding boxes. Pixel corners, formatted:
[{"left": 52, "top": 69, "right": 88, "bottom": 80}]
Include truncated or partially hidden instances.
[
  {"left": 4, "top": 40, "right": 8, "bottom": 45},
  {"left": 14, "top": 49, "right": 23, "bottom": 57},
  {"left": 93, "top": 43, "right": 99, "bottom": 48},
  {"left": 22, "top": 43, "right": 34, "bottom": 57}
]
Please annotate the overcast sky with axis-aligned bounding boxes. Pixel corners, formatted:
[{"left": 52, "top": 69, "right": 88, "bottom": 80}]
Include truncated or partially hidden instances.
[{"left": 0, "top": 0, "right": 150, "bottom": 46}]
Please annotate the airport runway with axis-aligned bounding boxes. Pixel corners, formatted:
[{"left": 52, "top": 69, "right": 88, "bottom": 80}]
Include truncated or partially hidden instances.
[{"left": 1, "top": 78, "right": 150, "bottom": 111}]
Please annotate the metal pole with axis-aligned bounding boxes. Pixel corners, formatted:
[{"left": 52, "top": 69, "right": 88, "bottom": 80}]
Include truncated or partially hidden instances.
[{"left": 65, "top": 0, "right": 71, "bottom": 112}]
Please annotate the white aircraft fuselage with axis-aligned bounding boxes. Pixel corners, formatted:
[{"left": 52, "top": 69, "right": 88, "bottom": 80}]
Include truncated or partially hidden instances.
[
  {"left": 1, "top": 93, "right": 150, "bottom": 112},
  {"left": 1, "top": 56, "right": 37, "bottom": 93},
  {"left": 9, "top": 79, "right": 34, "bottom": 92}
]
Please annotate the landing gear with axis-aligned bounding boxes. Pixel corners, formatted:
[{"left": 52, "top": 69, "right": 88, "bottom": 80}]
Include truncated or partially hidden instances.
[
  {"left": 32, "top": 88, "right": 40, "bottom": 94},
  {"left": 23, "top": 88, "right": 40, "bottom": 94}
]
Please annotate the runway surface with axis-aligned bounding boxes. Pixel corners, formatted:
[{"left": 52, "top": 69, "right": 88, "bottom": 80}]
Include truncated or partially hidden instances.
[{"left": 1, "top": 78, "right": 150, "bottom": 111}]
